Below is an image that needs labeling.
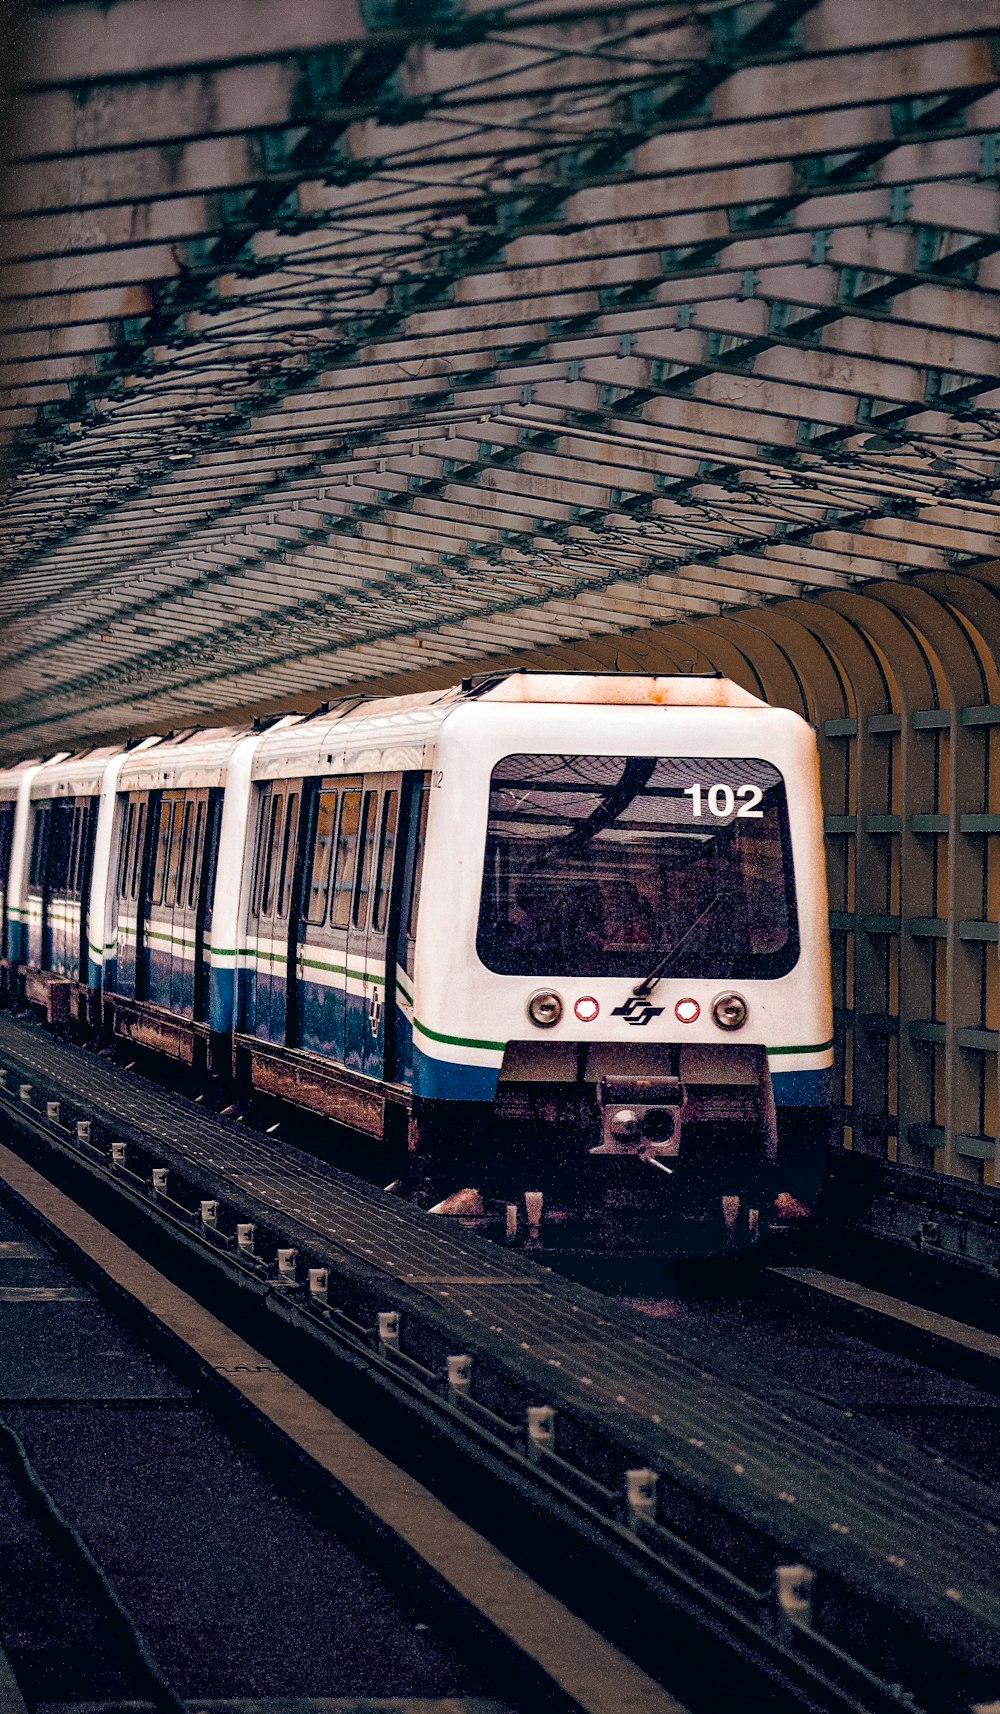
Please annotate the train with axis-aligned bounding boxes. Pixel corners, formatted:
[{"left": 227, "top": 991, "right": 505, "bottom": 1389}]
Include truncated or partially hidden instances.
[{"left": 0, "top": 672, "right": 833, "bottom": 1252}]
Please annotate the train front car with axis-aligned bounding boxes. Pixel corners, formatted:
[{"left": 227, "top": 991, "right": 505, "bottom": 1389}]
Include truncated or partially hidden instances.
[{"left": 412, "top": 674, "right": 832, "bottom": 1253}]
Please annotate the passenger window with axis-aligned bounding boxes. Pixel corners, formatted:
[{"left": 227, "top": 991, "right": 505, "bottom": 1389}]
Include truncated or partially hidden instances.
[
  {"left": 163, "top": 800, "right": 183, "bottom": 908},
  {"left": 63, "top": 805, "right": 76, "bottom": 892},
  {"left": 64, "top": 807, "right": 80, "bottom": 896},
  {"left": 29, "top": 808, "right": 49, "bottom": 890},
  {"left": 251, "top": 794, "right": 269, "bottom": 915},
  {"left": 74, "top": 805, "right": 86, "bottom": 893},
  {"left": 48, "top": 803, "right": 68, "bottom": 895},
  {"left": 352, "top": 790, "right": 377, "bottom": 929},
  {"left": 187, "top": 801, "right": 205, "bottom": 910},
  {"left": 331, "top": 789, "right": 361, "bottom": 929},
  {"left": 130, "top": 802, "right": 146, "bottom": 901},
  {"left": 304, "top": 790, "right": 338, "bottom": 926},
  {"left": 73, "top": 804, "right": 91, "bottom": 895},
  {"left": 117, "top": 806, "right": 131, "bottom": 899},
  {"left": 171, "top": 800, "right": 192, "bottom": 909},
  {"left": 372, "top": 790, "right": 398, "bottom": 933},
  {"left": 151, "top": 801, "right": 171, "bottom": 906},
  {"left": 407, "top": 780, "right": 430, "bottom": 940},
  {"left": 276, "top": 791, "right": 299, "bottom": 921},
  {"left": 260, "top": 794, "right": 285, "bottom": 918},
  {"left": 201, "top": 794, "right": 222, "bottom": 919},
  {"left": 0, "top": 805, "right": 14, "bottom": 892}
]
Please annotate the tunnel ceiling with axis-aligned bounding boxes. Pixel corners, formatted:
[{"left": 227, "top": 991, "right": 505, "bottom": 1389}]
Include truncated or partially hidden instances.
[{"left": 2, "top": 0, "right": 1000, "bottom": 756}]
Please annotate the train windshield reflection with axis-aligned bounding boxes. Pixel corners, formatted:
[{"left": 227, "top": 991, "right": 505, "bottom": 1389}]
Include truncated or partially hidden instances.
[{"left": 476, "top": 752, "right": 799, "bottom": 979}]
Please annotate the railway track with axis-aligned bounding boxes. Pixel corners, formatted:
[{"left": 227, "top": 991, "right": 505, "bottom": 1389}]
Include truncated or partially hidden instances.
[
  {"left": 0, "top": 1010, "right": 998, "bottom": 1714},
  {"left": 574, "top": 1255, "right": 1000, "bottom": 1486},
  {"left": 0, "top": 1184, "right": 520, "bottom": 1714}
]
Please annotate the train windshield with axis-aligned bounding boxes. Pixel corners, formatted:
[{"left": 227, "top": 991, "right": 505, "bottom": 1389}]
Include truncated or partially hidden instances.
[{"left": 477, "top": 753, "right": 799, "bottom": 979}]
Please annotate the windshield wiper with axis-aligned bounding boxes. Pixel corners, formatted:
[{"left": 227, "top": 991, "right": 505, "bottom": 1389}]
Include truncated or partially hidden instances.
[{"left": 631, "top": 891, "right": 725, "bottom": 999}]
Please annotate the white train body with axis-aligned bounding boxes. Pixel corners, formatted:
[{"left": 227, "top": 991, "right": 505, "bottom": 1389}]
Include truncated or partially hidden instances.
[{"left": 0, "top": 675, "right": 833, "bottom": 1245}]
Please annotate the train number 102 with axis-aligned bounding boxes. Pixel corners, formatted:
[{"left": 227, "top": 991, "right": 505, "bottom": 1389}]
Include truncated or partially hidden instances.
[{"left": 683, "top": 783, "right": 764, "bottom": 819}]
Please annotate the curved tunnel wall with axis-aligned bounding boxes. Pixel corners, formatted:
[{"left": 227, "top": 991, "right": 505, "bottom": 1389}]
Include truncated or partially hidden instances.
[{"left": 492, "top": 567, "right": 1000, "bottom": 1192}]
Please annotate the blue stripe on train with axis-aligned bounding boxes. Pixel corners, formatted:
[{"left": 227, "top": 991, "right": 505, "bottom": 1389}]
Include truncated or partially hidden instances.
[
  {"left": 143, "top": 944, "right": 196, "bottom": 1018},
  {"left": 412, "top": 1042, "right": 499, "bottom": 1102},
  {"left": 209, "top": 964, "right": 235, "bottom": 1033},
  {"left": 771, "top": 1067, "right": 831, "bottom": 1107}
]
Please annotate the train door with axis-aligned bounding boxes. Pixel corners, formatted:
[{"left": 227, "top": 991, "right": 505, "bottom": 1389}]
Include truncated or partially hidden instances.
[
  {"left": 26, "top": 802, "right": 51, "bottom": 968},
  {"left": 360, "top": 777, "right": 401, "bottom": 1082},
  {"left": 47, "top": 798, "right": 96, "bottom": 979},
  {"left": 160, "top": 792, "right": 195, "bottom": 1017},
  {"left": 0, "top": 801, "right": 14, "bottom": 963},
  {"left": 344, "top": 779, "right": 380, "bottom": 1074},
  {"left": 245, "top": 779, "right": 301, "bottom": 1044},
  {"left": 392, "top": 773, "right": 430, "bottom": 1086},
  {"left": 194, "top": 791, "right": 222, "bottom": 1023},
  {"left": 291, "top": 779, "right": 342, "bottom": 1061},
  {"left": 76, "top": 799, "right": 97, "bottom": 982},
  {"left": 112, "top": 793, "right": 149, "bottom": 996},
  {"left": 45, "top": 801, "right": 70, "bottom": 975},
  {"left": 156, "top": 789, "right": 210, "bottom": 1019},
  {"left": 141, "top": 791, "right": 177, "bottom": 1007}
]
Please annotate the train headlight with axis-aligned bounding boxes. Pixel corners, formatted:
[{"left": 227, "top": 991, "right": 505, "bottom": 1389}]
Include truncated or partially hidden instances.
[
  {"left": 712, "top": 991, "right": 748, "bottom": 1031},
  {"left": 527, "top": 989, "right": 563, "bottom": 1029},
  {"left": 609, "top": 1108, "right": 641, "bottom": 1142}
]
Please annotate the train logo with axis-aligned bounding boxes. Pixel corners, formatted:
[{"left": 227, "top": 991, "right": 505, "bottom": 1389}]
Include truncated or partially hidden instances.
[
  {"left": 612, "top": 995, "right": 665, "bottom": 1027},
  {"left": 369, "top": 989, "right": 382, "bottom": 1039}
]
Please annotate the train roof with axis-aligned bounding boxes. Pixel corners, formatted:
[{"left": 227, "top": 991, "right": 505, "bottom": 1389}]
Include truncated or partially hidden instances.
[
  {"left": 250, "top": 672, "right": 770, "bottom": 780},
  {"left": 0, "top": 754, "right": 57, "bottom": 802},
  {"left": 30, "top": 743, "right": 129, "bottom": 799},
  {"left": 117, "top": 725, "right": 279, "bottom": 792},
  {"left": 2, "top": 674, "right": 772, "bottom": 797},
  {"left": 471, "top": 673, "right": 765, "bottom": 708}
]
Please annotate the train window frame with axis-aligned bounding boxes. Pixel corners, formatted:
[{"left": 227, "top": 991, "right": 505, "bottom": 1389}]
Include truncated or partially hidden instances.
[
  {"left": 187, "top": 800, "right": 205, "bottom": 911},
  {"left": 75, "top": 805, "right": 87, "bottom": 894},
  {"left": 352, "top": 788, "right": 377, "bottom": 931},
  {"left": 163, "top": 799, "right": 184, "bottom": 909},
  {"left": 29, "top": 806, "right": 49, "bottom": 891},
  {"left": 65, "top": 805, "right": 80, "bottom": 897},
  {"left": 0, "top": 803, "right": 15, "bottom": 895},
  {"left": 476, "top": 751, "right": 800, "bottom": 981},
  {"left": 304, "top": 788, "right": 339, "bottom": 927},
  {"left": 116, "top": 803, "right": 132, "bottom": 900},
  {"left": 129, "top": 801, "right": 147, "bottom": 902},
  {"left": 372, "top": 789, "right": 399, "bottom": 934},
  {"left": 48, "top": 801, "right": 70, "bottom": 897},
  {"left": 150, "top": 799, "right": 172, "bottom": 907},
  {"left": 201, "top": 792, "right": 222, "bottom": 920},
  {"left": 172, "top": 798, "right": 193, "bottom": 911},
  {"left": 276, "top": 789, "right": 299, "bottom": 922},
  {"left": 406, "top": 779, "right": 430, "bottom": 942},
  {"left": 260, "top": 793, "right": 285, "bottom": 919},
  {"left": 250, "top": 793, "right": 269, "bottom": 917},
  {"left": 331, "top": 784, "right": 362, "bottom": 931},
  {"left": 74, "top": 803, "right": 91, "bottom": 897}
]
